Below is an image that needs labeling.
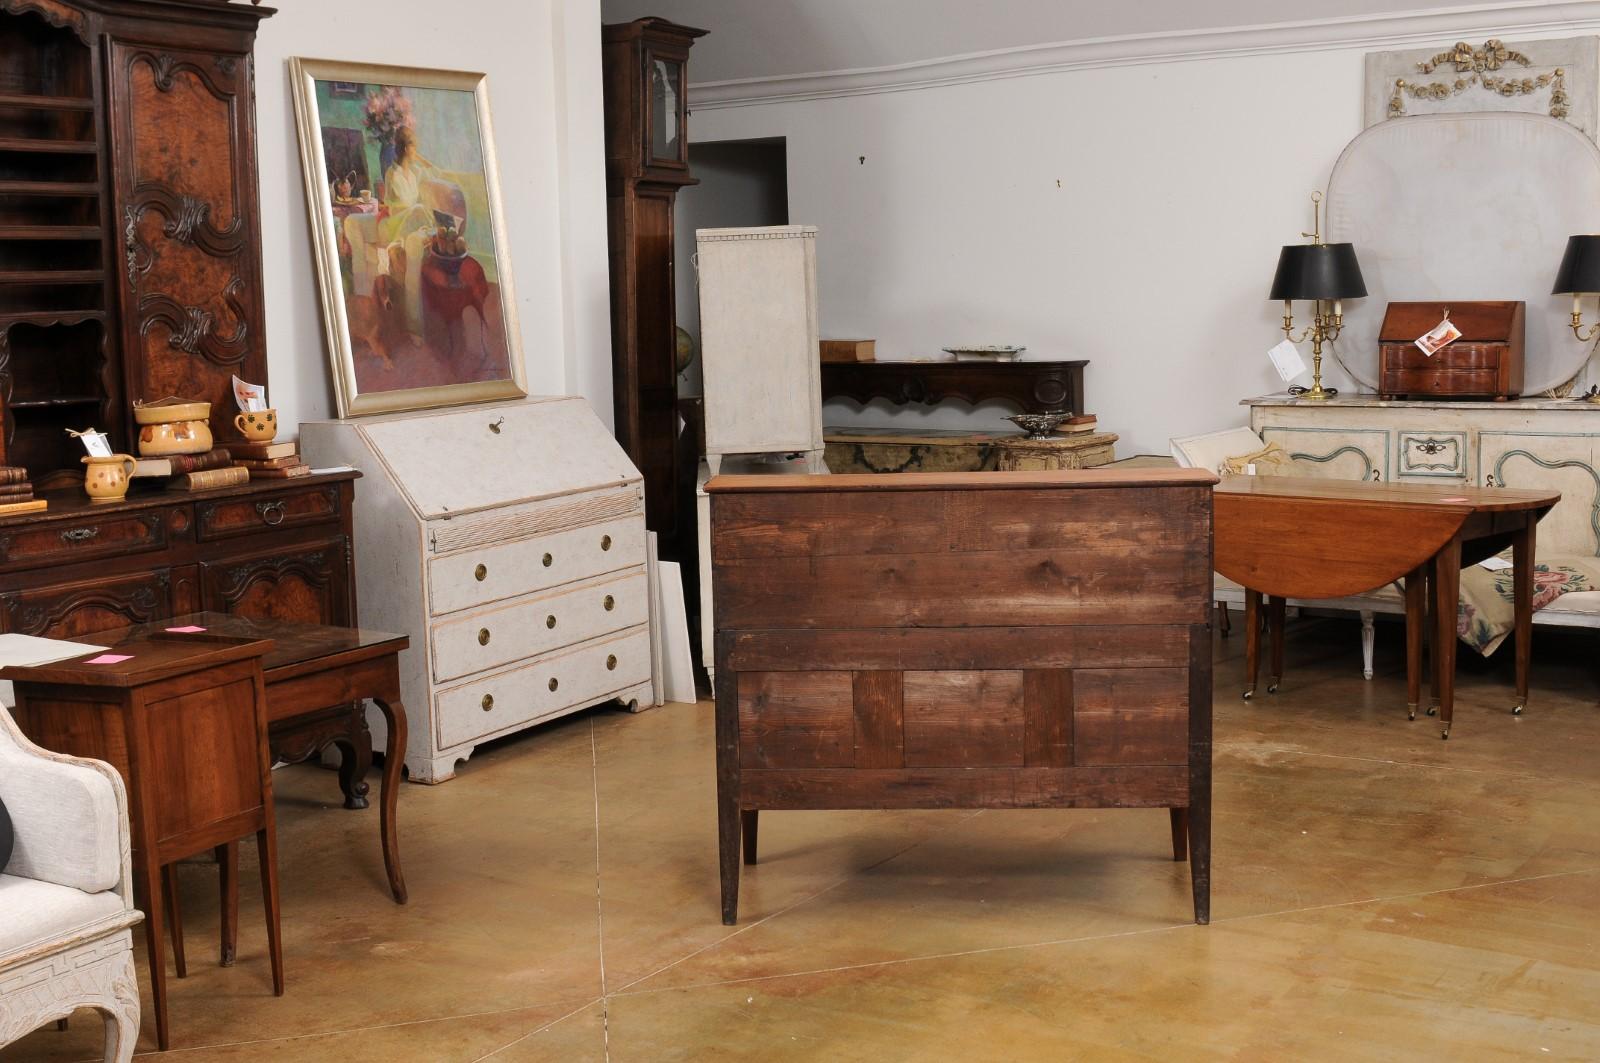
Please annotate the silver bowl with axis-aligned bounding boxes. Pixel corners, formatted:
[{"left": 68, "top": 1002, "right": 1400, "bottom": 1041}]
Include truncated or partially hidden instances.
[{"left": 1006, "top": 412, "right": 1069, "bottom": 440}]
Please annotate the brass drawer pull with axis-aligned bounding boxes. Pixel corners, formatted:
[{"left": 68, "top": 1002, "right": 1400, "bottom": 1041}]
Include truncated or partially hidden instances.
[
  {"left": 600, "top": 534, "right": 612, "bottom": 551},
  {"left": 489, "top": 416, "right": 505, "bottom": 434},
  {"left": 60, "top": 526, "right": 99, "bottom": 544},
  {"left": 548, "top": 677, "right": 559, "bottom": 692},
  {"left": 606, "top": 654, "right": 618, "bottom": 671},
  {"left": 542, "top": 552, "right": 553, "bottom": 567},
  {"left": 545, "top": 614, "right": 557, "bottom": 629},
  {"left": 481, "top": 693, "right": 495, "bottom": 711},
  {"left": 478, "top": 628, "right": 491, "bottom": 646},
  {"left": 603, "top": 595, "right": 615, "bottom": 612},
  {"left": 474, "top": 563, "right": 487, "bottom": 582},
  {"left": 255, "top": 500, "right": 287, "bottom": 526}
]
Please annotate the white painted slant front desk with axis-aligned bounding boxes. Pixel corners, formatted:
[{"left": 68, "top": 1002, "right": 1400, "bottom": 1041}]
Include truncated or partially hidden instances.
[{"left": 304, "top": 397, "right": 656, "bottom": 783}]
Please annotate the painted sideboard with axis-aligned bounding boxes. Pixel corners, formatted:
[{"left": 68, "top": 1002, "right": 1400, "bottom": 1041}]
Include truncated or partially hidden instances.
[
  {"left": 303, "top": 397, "right": 656, "bottom": 783},
  {"left": 1245, "top": 394, "right": 1600, "bottom": 558}
]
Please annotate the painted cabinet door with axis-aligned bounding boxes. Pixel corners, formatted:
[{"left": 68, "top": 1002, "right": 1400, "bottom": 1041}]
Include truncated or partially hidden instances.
[
  {"left": 1478, "top": 431, "right": 1600, "bottom": 557},
  {"left": 199, "top": 538, "right": 352, "bottom": 626},
  {"left": 107, "top": 40, "right": 267, "bottom": 445},
  {"left": 1260, "top": 427, "right": 1387, "bottom": 481}
]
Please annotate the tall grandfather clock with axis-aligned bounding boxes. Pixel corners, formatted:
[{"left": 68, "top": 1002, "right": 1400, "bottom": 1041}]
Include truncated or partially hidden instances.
[{"left": 602, "top": 17, "right": 705, "bottom": 538}]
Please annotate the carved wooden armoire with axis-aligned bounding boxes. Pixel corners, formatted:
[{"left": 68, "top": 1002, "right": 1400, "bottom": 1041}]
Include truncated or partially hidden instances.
[{"left": 601, "top": 16, "right": 705, "bottom": 538}]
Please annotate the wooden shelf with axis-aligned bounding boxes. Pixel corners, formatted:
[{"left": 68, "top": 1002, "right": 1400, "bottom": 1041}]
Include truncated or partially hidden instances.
[
  {"left": 0, "top": 268, "right": 105, "bottom": 284},
  {"left": 0, "top": 93, "right": 95, "bottom": 111},
  {"left": 8, "top": 394, "right": 103, "bottom": 410},
  {"left": 0, "top": 179, "right": 98, "bottom": 196},
  {"left": 0, "top": 309, "right": 106, "bottom": 325},
  {"left": 0, "top": 137, "right": 97, "bottom": 154},
  {"left": 0, "top": 225, "right": 101, "bottom": 240}
]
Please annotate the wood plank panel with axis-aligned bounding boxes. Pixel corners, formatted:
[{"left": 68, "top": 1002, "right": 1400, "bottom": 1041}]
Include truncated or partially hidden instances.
[
  {"left": 737, "top": 671, "right": 854, "bottom": 769},
  {"left": 725, "top": 626, "right": 1191, "bottom": 672},
  {"left": 1073, "top": 667, "right": 1188, "bottom": 766},
  {"left": 903, "top": 670, "right": 1024, "bottom": 767},
  {"left": 741, "top": 766, "right": 1189, "bottom": 809},
  {"left": 946, "top": 487, "right": 1210, "bottom": 553},
  {"left": 713, "top": 547, "right": 1212, "bottom": 630},
  {"left": 852, "top": 670, "right": 904, "bottom": 768},
  {"left": 1023, "top": 669, "right": 1073, "bottom": 766},
  {"left": 712, "top": 491, "right": 952, "bottom": 559}
]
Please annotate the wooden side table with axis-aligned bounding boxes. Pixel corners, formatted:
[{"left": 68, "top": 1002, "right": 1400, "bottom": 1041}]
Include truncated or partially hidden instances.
[
  {"left": 994, "top": 432, "right": 1118, "bottom": 471},
  {"left": 3, "top": 633, "right": 284, "bottom": 1051}
]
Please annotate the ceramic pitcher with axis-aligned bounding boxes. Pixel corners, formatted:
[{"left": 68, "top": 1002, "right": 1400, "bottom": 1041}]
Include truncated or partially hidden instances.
[{"left": 82, "top": 454, "right": 136, "bottom": 503}]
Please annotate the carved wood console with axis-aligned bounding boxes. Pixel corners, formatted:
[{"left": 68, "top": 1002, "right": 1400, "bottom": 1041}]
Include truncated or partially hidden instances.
[{"left": 821, "top": 359, "right": 1089, "bottom": 416}]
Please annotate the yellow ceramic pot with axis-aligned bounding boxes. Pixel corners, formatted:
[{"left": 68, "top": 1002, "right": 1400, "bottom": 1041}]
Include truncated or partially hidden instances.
[
  {"left": 134, "top": 398, "right": 213, "bottom": 456},
  {"left": 234, "top": 408, "right": 278, "bottom": 442},
  {"left": 83, "top": 454, "right": 136, "bottom": 503}
]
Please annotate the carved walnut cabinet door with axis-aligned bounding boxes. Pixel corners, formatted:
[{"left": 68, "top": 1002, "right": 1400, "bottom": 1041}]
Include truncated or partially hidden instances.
[{"left": 107, "top": 40, "right": 267, "bottom": 443}]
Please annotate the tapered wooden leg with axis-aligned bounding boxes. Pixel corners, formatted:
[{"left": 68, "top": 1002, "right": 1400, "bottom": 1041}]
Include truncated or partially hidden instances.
[
  {"left": 1434, "top": 539, "right": 1462, "bottom": 739},
  {"left": 218, "top": 841, "right": 238, "bottom": 966},
  {"left": 1168, "top": 807, "right": 1188, "bottom": 862},
  {"left": 137, "top": 860, "right": 170, "bottom": 1050},
  {"left": 371, "top": 694, "right": 409, "bottom": 904},
  {"left": 714, "top": 650, "right": 741, "bottom": 925},
  {"left": 1217, "top": 600, "right": 1231, "bottom": 637},
  {"left": 741, "top": 810, "right": 759, "bottom": 865},
  {"left": 1267, "top": 595, "right": 1286, "bottom": 694},
  {"left": 334, "top": 707, "right": 373, "bottom": 811},
  {"left": 162, "top": 865, "right": 187, "bottom": 978},
  {"left": 1425, "top": 567, "right": 1441, "bottom": 717},
  {"left": 256, "top": 827, "right": 284, "bottom": 996},
  {"left": 1243, "top": 588, "right": 1262, "bottom": 700},
  {"left": 1512, "top": 519, "right": 1535, "bottom": 716},
  {"left": 1404, "top": 565, "right": 1426, "bottom": 720}
]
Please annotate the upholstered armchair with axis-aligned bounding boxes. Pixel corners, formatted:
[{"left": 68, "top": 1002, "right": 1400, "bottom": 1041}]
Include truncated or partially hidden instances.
[{"left": 0, "top": 705, "right": 142, "bottom": 1061}]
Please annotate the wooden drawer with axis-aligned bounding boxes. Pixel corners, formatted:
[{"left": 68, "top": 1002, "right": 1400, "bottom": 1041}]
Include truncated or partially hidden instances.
[
  {"left": 1380, "top": 342, "right": 1504, "bottom": 370},
  {"left": 427, "top": 515, "right": 644, "bottom": 616},
  {"left": 196, "top": 484, "right": 341, "bottom": 541},
  {"left": 0, "top": 510, "right": 167, "bottom": 572},
  {"left": 1380, "top": 366, "right": 1504, "bottom": 397},
  {"left": 1, "top": 569, "right": 174, "bottom": 638},
  {"left": 433, "top": 627, "right": 650, "bottom": 750},
  {"left": 430, "top": 568, "right": 648, "bottom": 682}
]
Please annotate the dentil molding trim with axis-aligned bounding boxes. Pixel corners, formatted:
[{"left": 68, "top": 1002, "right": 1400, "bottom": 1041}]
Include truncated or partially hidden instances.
[{"left": 689, "top": 0, "right": 1600, "bottom": 110}]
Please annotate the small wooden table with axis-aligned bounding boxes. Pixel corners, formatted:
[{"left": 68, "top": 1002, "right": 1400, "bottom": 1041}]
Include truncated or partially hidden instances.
[
  {"left": 83, "top": 612, "right": 411, "bottom": 910},
  {"left": 1214, "top": 476, "right": 1559, "bottom": 738},
  {"left": 4, "top": 633, "right": 283, "bottom": 1052}
]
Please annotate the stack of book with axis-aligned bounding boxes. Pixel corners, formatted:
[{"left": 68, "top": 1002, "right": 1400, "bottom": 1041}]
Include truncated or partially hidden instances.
[
  {"left": 1058, "top": 414, "right": 1099, "bottom": 435},
  {"left": 136, "top": 447, "right": 250, "bottom": 491},
  {"left": 226, "top": 440, "right": 310, "bottom": 480},
  {"left": 0, "top": 465, "right": 44, "bottom": 515}
]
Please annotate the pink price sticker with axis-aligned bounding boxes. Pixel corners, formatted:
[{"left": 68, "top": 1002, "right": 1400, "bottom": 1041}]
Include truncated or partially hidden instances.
[
  {"left": 84, "top": 654, "right": 133, "bottom": 665},
  {"left": 165, "top": 625, "right": 207, "bottom": 633}
]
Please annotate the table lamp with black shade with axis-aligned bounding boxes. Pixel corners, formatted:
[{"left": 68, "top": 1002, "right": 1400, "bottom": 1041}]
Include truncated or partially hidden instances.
[
  {"left": 1553, "top": 234, "right": 1600, "bottom": 340},
  {"left": 1270, "top": 192, "right": 1367, "bottom": 401}
]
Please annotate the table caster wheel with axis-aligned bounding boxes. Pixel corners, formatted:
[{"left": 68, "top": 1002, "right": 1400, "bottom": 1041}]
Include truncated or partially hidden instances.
[
  {"left": 1425, "top": 705, "right": 1438, "bottom": 717},
  {"left": 1440, "top": 725, "right": 1451, "bottom": 740},
  {"left": 1267, "top": 679, "right": 1280, "bottom": 695},
  {"left": 1512, "top": 702, "right": 1524, "bottom": 716},
  {"left": 1406, "top": 703, "right": 1418, "bottom": 721},
  {"left": 1242, "top": 688, "right": 1255, "bottom": 701}
]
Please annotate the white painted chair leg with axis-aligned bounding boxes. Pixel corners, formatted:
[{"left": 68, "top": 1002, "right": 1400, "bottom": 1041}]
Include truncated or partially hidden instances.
[{"left": 1360, "top": 610, "right": 1376, "bottom": 680}]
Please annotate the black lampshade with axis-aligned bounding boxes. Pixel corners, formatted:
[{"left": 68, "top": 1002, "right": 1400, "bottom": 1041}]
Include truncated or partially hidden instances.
[
  {"left": 1552, "top": 235, "right": 1600, "bottom": 294},
  {"left": 1269, "top": 243, "right": 1367, "bottom": 301}
]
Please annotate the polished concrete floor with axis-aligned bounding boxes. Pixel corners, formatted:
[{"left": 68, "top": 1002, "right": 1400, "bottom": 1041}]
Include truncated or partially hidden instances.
[{"left": 14, "top": 616, "right": 1600, "bottom": 1061}]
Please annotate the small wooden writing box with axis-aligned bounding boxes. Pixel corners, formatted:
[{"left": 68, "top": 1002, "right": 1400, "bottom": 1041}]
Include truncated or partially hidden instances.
[{"left": 1379, "top": 301, "right": 1524, "bottom": 401}]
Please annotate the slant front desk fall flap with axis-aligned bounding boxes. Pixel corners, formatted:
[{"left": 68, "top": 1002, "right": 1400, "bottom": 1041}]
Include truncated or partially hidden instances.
[{"left": 707, "top": 468, "right": 1218, "bottom": 925}]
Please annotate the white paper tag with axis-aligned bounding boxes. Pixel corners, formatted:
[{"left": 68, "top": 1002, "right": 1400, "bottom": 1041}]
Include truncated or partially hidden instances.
[
  {"left": 1268, "top": 339, "right": 1307, "bottom": 384},
  {"left": 232, "top": 375, "right": 267, "bottom": 413},
  {"left": 1414, "top": 318, "right": 1462, "bottom": 357},
  {"left": 69, "top": 428, "right": 112, "bottom": 457},
  {"left": 1479, "top": 555, "right": 1514, "bottom": 571}
]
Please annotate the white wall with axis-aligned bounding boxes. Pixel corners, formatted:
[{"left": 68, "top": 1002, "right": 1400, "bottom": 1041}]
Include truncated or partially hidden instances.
[
  {"left": 252, "top": 0, "right": 614, "bottom": 434},
  {"left": 684, "top": 19, "right": 1599, "bottom": 455}
]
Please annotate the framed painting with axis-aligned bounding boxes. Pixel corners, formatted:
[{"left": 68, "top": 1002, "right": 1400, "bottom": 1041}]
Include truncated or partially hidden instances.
[{"left": 289, "top": 59, "right": 527, "bottom": 417}]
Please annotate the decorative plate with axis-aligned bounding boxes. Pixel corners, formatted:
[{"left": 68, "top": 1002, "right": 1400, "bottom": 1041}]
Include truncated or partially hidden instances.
[{"left": 942, "top": 345, "right": 1025, "bottom": 361}]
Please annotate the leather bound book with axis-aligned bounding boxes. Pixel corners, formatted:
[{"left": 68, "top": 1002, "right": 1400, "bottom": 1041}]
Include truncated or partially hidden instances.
[{"left": 169, "top": 466, "right": 250, "bottom": 491}]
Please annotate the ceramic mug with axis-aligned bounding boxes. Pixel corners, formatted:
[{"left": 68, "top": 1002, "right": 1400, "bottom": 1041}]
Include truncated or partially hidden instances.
[
  {"left": 235, "top": 408, "right": 278, "bottom": 442},
  {"left": 82, "top": 454, "right": 136, "bottom": 503}
]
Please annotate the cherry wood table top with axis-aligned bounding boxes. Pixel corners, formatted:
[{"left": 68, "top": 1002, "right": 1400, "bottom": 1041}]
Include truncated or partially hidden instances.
[
  {"left": 708, "top": 468, "right": 1219, "bottom": 493},
  {"left": 76, "top": 611, "right": 408, "bottom": 679},
  {"left": 1215, "top": 475, "right": 1558, "bottom": 513},
  {"left": 0, "top": 631, "right": 273, "bottom": 688}
]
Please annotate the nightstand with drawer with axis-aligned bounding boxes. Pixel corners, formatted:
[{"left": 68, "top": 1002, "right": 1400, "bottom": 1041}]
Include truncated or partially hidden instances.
[{"left": 303, "top": 397, "right": 657, "bottom": 783}]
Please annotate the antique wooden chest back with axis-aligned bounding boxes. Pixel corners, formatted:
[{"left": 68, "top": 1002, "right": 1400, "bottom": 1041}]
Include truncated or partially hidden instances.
[
  {"left": 1379, "top": 301, "right": 1525, "bottom": 400},
  {"left": 708, "top": 468, "right": 1217, "bottom": 925}
]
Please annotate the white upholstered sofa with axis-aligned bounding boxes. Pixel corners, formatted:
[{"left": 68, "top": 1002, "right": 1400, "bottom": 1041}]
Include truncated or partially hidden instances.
[{"left": 0, "top": 705, "right": 142, "bottom": 1060}]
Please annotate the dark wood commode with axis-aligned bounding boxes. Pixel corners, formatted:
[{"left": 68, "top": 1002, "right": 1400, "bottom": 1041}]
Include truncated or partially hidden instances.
[{"left": 709, "top": 468, "right": 1216, "bottom": 926}]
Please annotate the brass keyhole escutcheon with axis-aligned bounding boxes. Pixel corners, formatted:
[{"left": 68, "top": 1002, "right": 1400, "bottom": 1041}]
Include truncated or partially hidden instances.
[
  {"left": 603, "top": 595, "right": 615, "bottom": 611},
  {"left": 481, "top": 694, "right": 495, "bottom": 711},
  {"left": 542, "top": 552, "right": 553, "bottom": 567},
  {"left": 548, "top": 677, "right": 559, "bottom": 692},
  {"left": 606, "top": 654, "right": 618, "bottom": 671},
  {"left": 489, "top": 416, "right": 505, "bottom": 434},
  {"left": 474, "top": 563, "right": 487, "bottom": 582},
  {"left": 600, "top": 534, "right": 612, "bottom": 551},
  {"left": 478, "top": 628, "right": 491, "bottom": 646},
  {"left": 546, "top": 615, "right": 557, "bottom": 629}
]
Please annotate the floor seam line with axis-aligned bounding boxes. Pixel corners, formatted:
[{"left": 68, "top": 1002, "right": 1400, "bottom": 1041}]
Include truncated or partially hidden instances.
[
  {"left": 589, "top": 716, "right": 612, "bottom": 1062},
  {"left": 465, "top": 996, "right": 608, "bottom": 1063}
]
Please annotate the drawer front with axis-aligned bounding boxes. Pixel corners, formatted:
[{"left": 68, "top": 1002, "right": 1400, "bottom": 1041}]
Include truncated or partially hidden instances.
[
  {"left": 431, "top": 569, "right": 648, "bottom": 682},
  {"left": 1397, "top": 431, "right": 1467, "bottom": 480},
  {"left": 435, "top": 627, "right": 651, "bottom": 750},
  {"left": 1381, "top": 366, "right": 1504, "bottom": 396},
  {"left": 428, "top": 515, "right": 644, "bottom": 615},
  {"left": 1, "top": 569, "right": 174, "bottom": 638},
  {"left": 0, "top": 510, "right": 167, "bottom": 571},
  {"left": 197, "top": 485, "right": 341, "bottom": 541},
  {"left": 1381, "top": 342, "right": 1505, "bottom": 370}
]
